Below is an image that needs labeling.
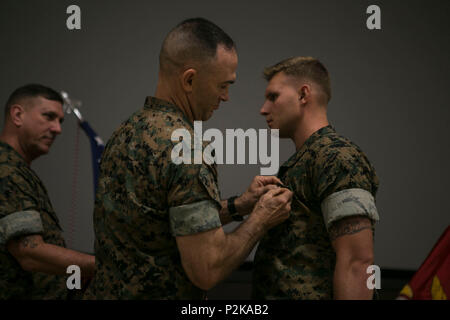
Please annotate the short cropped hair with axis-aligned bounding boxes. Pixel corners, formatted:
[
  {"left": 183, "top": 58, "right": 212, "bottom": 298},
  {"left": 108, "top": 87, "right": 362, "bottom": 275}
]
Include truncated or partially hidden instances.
[
  {"left": 159, "top": 17, "right": 235, "bottom": 74},
  {"left": 264, "top": 57, "right": 331, "bottom": 104},
  {"left": 4, "top": 83, "right": 63, "bottom": 118}
]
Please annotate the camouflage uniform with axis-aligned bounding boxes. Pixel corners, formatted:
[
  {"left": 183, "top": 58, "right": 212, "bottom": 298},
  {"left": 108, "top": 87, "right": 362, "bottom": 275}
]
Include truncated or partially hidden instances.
[
  {"left": 252, "top": 125, "right": 379, "bottom": 299},
  {"left": 84, "top": 97, "right": 222, "bottom": 299},
  {"left": 0, "top": 142, "right": 67, "bottom": 299}
]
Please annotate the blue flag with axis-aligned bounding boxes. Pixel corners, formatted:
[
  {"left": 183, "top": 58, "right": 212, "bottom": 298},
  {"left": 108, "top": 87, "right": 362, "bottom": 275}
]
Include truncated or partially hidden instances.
[{"left": 79, "top": 121, "right": 105, "bottom": 195}]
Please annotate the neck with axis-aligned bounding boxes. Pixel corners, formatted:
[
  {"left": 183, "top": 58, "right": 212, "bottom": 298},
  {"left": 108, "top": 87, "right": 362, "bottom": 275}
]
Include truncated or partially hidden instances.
[
  {"left": 292, "top": 109, "right": 329, "bottom": 151},
  {"left": 0, "top": 130, "right": 32, "bottom": 165},
  {"left": 154, "top": 73, "right": 194, "bottom": 123}
]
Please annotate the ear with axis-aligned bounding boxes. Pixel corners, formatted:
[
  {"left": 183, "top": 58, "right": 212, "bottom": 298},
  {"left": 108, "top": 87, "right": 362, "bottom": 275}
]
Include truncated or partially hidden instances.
[
  {"left": 181, "top": 68, "right": 197, "bottom": 93},
  {"left": 9, "top": 104, "right": 26, "bottom": 127},
  {"left": 298, "top": 84, "right": 311, "bottom": 105}
]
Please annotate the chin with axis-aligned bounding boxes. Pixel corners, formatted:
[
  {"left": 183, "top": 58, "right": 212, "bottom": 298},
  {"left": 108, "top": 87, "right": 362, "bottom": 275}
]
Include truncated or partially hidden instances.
[{"left": 39, "top": 145, "right": 51, "bottom": 155}]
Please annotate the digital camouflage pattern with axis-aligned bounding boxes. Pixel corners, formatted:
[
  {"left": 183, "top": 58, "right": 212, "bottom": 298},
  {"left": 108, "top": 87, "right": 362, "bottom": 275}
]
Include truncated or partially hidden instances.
[
  {"left": 321, "top": 188, "right": 379, "bottom": 229},
  {"left": 0, "top": 142, "right": 67, "bottom": 299},
  {"left": 252, "top": 125, "right": 379, "bottom": 299},
  {"left": 84, "top": 97, "right": 222, "bottom": 300}
]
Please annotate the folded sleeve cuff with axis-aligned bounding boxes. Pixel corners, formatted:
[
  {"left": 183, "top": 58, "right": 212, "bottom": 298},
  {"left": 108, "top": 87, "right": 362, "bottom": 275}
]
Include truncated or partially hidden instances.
[
  {"left": 321, "top": 188, "right": 379, "bottom": 230},
  {"left": 169, "top": 200, "right": 221, "bottom": 236},
  {"left": 0, "top": 210, "right": 43, "bottom": 245}
]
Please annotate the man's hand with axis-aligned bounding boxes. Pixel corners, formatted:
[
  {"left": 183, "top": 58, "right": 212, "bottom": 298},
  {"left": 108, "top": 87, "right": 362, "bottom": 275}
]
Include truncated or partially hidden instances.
[
  {"left": 235, "top": 176, "right": 283, "bottom": 215},
  {"left": 250, "top": 187, "right": 293, "bottom": 231}
]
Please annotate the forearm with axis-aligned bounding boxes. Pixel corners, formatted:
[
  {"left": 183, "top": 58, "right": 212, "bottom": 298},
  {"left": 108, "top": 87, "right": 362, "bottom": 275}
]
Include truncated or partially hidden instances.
[
  {"left": 333, "top": 260, "right": 373, "bottom": 300},
  {"left": 182, "top": 213, "right": 267, "bottom": 290},
  {"left": 14, "top": 238, "right": 95, "bottom": 276},
  {"left": 32, "top": 243, "right": 95, "bottom": 276},
  {"left": 210, "top": 213, "right": 266, "bottom": 284}
]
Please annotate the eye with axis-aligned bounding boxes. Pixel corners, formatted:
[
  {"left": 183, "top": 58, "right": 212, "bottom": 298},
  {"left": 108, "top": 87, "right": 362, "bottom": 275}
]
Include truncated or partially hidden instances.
[
  {"left": 267, "top": 93, "right": 278, "bottom": 102},
  {"left": 43, "top": 113, "right": 56, "bottom": 121}
]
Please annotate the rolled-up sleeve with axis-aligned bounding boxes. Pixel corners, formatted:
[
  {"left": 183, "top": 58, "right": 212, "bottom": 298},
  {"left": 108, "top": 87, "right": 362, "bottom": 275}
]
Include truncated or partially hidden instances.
[
  {"left": 0, "top": 210, "right": 43, "bottom": 245},
  {"left": 321, "top": 188, "right": 379, "bottom": 230},
  {"left": 169, "top": 200, "right": 222, "bottom": 236}
]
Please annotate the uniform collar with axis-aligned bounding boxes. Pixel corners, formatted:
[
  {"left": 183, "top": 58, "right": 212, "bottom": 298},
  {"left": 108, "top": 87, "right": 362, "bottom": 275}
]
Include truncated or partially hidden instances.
[
  {"left": 280, "top": 125, "right": 336, "bottom": 170},
  {"left": 0, "top": 140, "right": 28, "bottom": 165},
  {"left": 144, "top": 96, "right": 179, "bottom": 111},
  {"left": 143, "top": 96, "right": 193, "bottom": 128}
]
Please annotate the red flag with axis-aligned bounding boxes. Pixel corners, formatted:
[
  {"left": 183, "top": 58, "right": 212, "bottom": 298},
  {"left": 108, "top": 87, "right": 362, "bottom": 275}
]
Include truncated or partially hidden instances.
[{"left": 399, "top": 226, "right": 450, "bottom": 300}]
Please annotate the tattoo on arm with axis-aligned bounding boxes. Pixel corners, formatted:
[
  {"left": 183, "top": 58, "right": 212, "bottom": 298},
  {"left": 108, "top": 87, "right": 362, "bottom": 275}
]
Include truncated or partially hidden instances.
[
  {"left": 20, "top": 236, "right": 38, "bottom": 249},
  {"left": 329, "top": 216, "right": 373, "bottom": 241}
]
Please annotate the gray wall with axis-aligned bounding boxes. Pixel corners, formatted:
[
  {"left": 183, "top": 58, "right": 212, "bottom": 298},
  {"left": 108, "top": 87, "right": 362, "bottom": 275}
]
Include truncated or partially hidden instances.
[{"left": 1, "top": 0, "right": 449, "bottom": 270}]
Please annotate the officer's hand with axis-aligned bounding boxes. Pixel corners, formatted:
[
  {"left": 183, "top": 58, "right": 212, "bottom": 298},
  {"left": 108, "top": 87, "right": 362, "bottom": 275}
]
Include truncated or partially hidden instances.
[
  {"left": 251, "top": 187, "right": 293, "bottom": 231},
  {"left": 235, "top": 176, "right": 283, "bottom": 215}
]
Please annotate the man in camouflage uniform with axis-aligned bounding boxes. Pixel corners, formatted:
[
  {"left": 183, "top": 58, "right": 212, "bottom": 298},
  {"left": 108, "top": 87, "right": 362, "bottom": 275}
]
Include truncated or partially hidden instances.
[
  {"left": 253, "top": 57, "right": 380, "bottom": 299},
  {"left": 0, "top": 84, "right": 95, "bottom": 299},
  {"left": 85, "top": 18, "right": 292, "bottom": 299}
]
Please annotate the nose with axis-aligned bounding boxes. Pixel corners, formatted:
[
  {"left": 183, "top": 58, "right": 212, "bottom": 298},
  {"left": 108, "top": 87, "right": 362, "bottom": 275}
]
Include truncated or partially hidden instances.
[
  {"left": 51, "top": 120, "right": 62, "bottom": 135},
  {"left": 220, "top": 89, "right": 229, "bottom": 102},
  {"left": 220, "top": 94, "right": 228, "bottom": 102},
  {"left": 260, "top": 101, "right": 269, "bottom": 116}
]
